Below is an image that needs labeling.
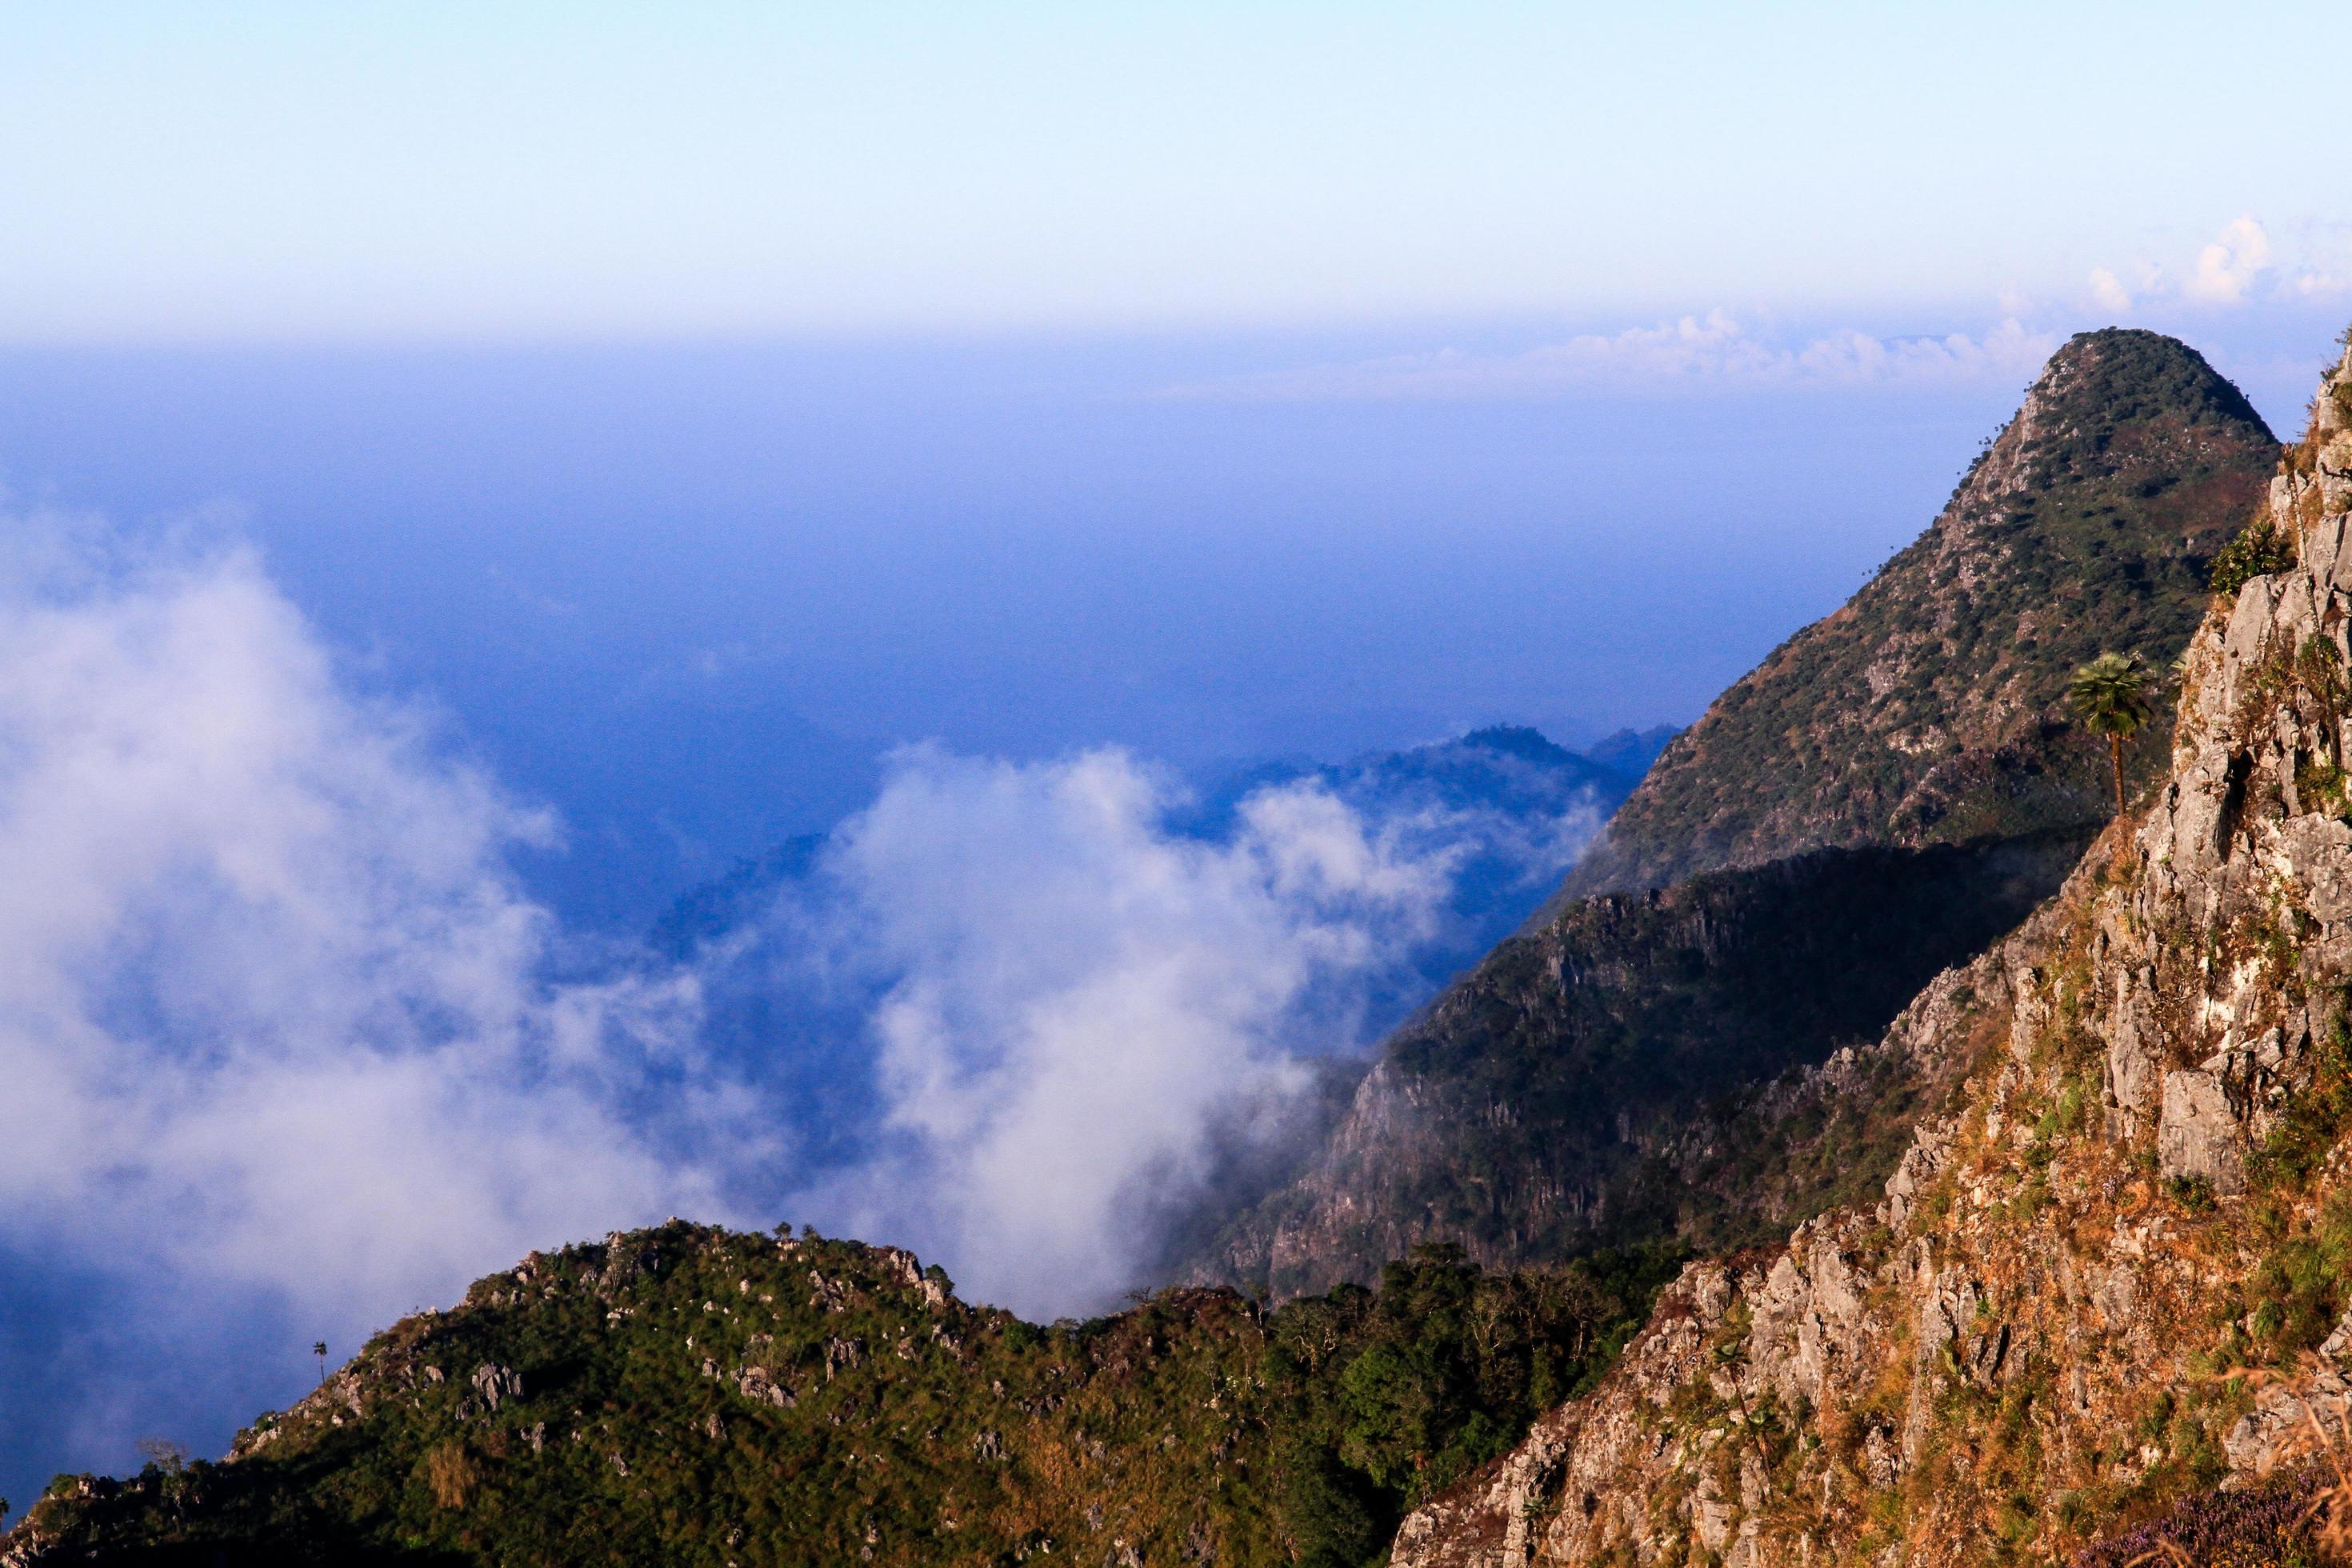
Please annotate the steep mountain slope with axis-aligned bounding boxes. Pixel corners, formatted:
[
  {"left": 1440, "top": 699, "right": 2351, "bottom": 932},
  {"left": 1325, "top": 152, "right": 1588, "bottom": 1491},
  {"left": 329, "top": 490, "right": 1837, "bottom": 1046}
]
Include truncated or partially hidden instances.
[
  {"left": 1183, "top": 331, "right": 2278, "bottom": 1299},
  {"left": 1562, "top": 326, "right": 2278, "bottom": 899},
  {"left": 0, "top": 1228, "right": 1674, "bottom": 1568},
  {"left": 1389, "top": 330, "right": 2352, "bottom": 1568},
  {"left": 1185, "top": 833, "right": 2082, "bottom": 1296}
]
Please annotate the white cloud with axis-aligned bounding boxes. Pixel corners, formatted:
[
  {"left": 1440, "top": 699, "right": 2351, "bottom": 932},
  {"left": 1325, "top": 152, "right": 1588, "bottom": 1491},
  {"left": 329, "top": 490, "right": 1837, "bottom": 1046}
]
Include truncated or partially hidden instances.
[
  {"left": 2088, "top": 267, "right": 2133, "bottom": 313},
  {"left": 2086, "top": 216, "right": 2350, "bottom": 312},
  {"left": 0, "top": 515, "right": 746, "bottom": 1481},
  {"left": 786, "top": 749, "right": 1456, "bottom": 1318},
  {"left": 2086, "top": 215, "right": 2352, "bottom": 311},
  {"left": 2292, "top": 232, "right": 2352, "bottom": 300},
  {"left": 1157, "top": 311, "right": 2058, "bottom": 402},
  {"left": 2188, "top": 216, "right": 2273, "bottom": 304}
]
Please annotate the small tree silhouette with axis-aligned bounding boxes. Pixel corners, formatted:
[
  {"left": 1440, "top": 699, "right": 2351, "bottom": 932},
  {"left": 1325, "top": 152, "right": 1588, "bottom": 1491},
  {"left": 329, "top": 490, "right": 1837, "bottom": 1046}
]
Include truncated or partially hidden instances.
[
  {"left": 2069, "top": 652, "right": 2158, "bottom": 817},
  {"left": 134, "top": 1438, "right": 188, "bottom": 1475},
  {"left": 314, "top": 1341, "right": 328, "bottom": 1385}
]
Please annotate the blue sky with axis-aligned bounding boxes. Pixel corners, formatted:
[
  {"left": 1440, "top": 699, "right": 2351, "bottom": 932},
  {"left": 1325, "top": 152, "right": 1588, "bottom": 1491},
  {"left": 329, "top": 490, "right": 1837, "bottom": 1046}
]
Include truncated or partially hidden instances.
[
  {"left": 5, "top": 2, "right": 2350, "bottom": 339},
  {"left": 2, "top": 3, "right": 2349, "bottom": 920}
]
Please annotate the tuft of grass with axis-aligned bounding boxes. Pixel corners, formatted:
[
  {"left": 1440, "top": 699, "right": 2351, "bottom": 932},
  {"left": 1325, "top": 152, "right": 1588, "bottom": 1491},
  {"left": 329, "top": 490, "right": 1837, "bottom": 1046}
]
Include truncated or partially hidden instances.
[{"left": 2213, "top": 515, "right": 2298, "bottom": 595}]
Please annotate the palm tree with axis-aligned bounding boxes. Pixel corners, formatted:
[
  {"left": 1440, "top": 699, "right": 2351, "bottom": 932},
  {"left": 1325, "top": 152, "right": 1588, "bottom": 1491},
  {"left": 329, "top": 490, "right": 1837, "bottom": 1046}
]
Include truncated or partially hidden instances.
[
  {"left": 2070, "top": 652, "right": 2158, "bottom": 817},
  {"left": 314, "top": 1341, "right": 329, "bottom": 1385}
]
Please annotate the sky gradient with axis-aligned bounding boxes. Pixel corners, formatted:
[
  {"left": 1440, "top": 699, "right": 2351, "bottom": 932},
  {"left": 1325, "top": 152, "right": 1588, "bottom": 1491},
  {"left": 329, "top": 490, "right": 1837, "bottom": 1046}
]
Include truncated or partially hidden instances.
[{"left": 6, "top": 2, "right": 2350, "bottom": 340}]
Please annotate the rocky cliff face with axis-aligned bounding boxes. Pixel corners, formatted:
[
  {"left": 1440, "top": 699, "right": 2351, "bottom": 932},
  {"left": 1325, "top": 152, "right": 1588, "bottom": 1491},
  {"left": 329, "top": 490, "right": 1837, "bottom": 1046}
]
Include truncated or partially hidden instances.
[
  {"left": 1565, "top": 327, "right": 2277, "bottom": 900},
  {"left": 1390, "top": 333, "right": 2352, "bottom": 1568},
  {"left": 1186, "top": 331, "right": 2277, "bottom": 1302}
]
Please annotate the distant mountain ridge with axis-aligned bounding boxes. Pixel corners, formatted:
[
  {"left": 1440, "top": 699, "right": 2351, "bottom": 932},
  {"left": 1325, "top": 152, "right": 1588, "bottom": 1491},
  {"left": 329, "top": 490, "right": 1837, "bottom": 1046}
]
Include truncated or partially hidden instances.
[
  {"left": 1182, "top": 329, "right": 2282, "bottom": 1298},
  {"left": 1575, "top": 724, "right": 1677, "bottom": 778},
  {"left": 1184, "top": 723, "right": 1662, "bottom": 1010}
]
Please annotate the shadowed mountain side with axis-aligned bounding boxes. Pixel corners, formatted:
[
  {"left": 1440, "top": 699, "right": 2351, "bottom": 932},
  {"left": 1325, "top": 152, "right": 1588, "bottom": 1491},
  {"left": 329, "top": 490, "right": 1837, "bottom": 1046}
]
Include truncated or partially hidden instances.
[
  {"left": 1180, "top": 831, "right": 2086, "bottom": 1299},
  {"left": 1558, "top": 327, "right": 2278, "bottom": 902}
]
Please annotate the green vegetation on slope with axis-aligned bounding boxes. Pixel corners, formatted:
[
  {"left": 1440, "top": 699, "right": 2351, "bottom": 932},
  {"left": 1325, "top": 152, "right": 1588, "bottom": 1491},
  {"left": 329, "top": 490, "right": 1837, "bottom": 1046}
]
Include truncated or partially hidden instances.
[{"left": 7, "top": 1226, "right": 1679, "bottom": 1568}]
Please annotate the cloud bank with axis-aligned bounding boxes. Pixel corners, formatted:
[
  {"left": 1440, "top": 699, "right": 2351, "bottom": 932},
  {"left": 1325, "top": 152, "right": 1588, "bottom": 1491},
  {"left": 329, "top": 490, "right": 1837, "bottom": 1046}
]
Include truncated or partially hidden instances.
[
  {"left": 0, "top": 517, "right": 751, "bottom": 1490},
  {"left": 1155, "top": 313, "right": 2058, "bottom": 402},
  {"left": 2087, "top": 216, "right": 2352, "bottom": 311},
  {"left": 0, "top": 518, "right": 1581, "bottom": 1493},
  {"left": 716, "top": 748, "right": 1469, "bottom": 1318},
  {"left": 1158, "top": 215, "right": 2352, "bottom": 413},
  {"left": 2188, "top": 216, "right": 2274, "bottom": 304}
]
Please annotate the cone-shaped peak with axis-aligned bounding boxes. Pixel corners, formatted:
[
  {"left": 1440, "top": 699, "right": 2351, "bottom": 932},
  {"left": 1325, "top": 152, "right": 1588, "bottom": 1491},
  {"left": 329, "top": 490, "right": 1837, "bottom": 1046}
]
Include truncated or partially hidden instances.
[
  {"left": 2028, "top": 326, "right": 2267, "bottom": 435},
  {"left": 1560, "top": 329, "right": 2278, "bottom": 899}
]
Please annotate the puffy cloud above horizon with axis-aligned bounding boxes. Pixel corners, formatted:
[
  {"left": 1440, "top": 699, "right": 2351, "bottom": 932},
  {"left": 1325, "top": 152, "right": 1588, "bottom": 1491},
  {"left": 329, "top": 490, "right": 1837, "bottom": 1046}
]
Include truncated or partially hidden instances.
[
  {"left": 2189, "top": 217, "right": 2274, "bottom": 305},
  {"left": 1158, "top": 214, "right": 2352, "bottom": 413},
  {"left": 2087, "top": 267, "right": 2136, "bottom": 313},
  {"left": 1155, "top": 312, "right": 2059, "bottom": 402},
  {"left": 2088, "top": 216, "right": 2352, "bottom": 312}
]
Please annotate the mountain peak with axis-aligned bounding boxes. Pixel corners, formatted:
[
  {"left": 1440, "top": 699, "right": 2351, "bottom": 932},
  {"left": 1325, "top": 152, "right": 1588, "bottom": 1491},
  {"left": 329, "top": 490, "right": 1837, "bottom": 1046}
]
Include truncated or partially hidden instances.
[
  {"left": 2036, "top": 325, "right": 2266, "bottom": 422},
  {"left": 1558, "top": 328, "right": 2278, "bottom": 898},
  {"left": 1981, "top": 326, "right": 2270, "bottom": 494},
  {"left": 1388, "top": 319, "right": 2352, "bottom": 1568},
  {"left": 1175, "top": 330, "right": 2283, "bottom": 1308},
  {"left": 1454, "top": 723, "right": 1574, "bottom": 763}
]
